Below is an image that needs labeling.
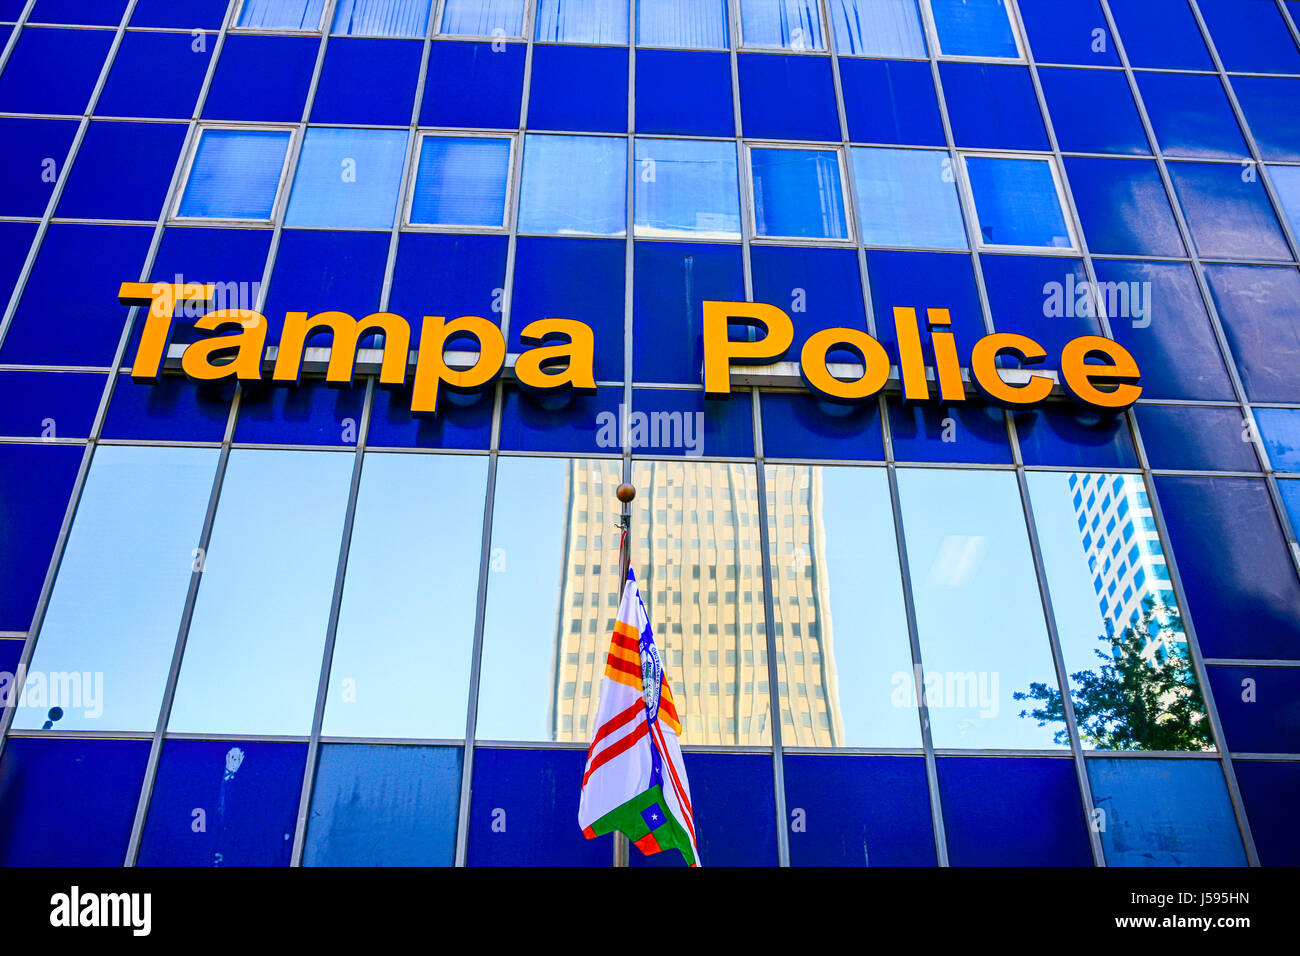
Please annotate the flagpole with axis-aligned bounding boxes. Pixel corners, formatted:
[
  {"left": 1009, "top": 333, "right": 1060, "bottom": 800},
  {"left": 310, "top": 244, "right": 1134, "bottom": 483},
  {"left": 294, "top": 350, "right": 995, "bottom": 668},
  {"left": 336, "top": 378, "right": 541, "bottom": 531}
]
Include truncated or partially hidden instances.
[{"left": 613, "top": 481, "right": 635, "bottom": 868}]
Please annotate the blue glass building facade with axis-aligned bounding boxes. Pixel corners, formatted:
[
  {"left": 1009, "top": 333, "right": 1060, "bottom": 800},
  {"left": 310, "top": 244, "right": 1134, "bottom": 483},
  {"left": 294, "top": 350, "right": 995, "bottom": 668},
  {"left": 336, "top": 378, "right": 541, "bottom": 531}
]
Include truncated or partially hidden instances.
[{"left": 0, "top": 0, "right": 1299, "bottom": 867}]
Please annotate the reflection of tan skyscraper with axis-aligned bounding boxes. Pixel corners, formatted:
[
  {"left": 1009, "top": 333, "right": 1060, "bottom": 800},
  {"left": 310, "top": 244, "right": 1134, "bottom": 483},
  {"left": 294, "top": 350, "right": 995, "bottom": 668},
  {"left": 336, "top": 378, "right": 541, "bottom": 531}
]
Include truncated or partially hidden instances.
[{"left": 550, "top": 459, "right": 840, "bottom": 747}]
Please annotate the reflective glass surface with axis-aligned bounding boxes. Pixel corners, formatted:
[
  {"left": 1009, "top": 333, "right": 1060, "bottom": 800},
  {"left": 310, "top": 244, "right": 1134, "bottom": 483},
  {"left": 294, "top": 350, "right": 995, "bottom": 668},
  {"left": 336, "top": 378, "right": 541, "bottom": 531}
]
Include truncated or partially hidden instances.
[
  {"left": 518, "top": 134, "right": 626, "bottom": 237},
  {"left": 851, "top": 147, "right": 966, "bottom": 249},
  {"left": 634, "top": 138, "right": 740, "bottom": 239},
  {"left": 750, "top": 147, "right": 848, "bottom": 240}
]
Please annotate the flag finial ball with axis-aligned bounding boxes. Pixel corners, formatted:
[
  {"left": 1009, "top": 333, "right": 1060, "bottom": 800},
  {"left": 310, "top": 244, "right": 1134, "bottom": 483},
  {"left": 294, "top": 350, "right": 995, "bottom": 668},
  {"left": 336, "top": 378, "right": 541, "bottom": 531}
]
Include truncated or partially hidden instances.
[{"left": 615, "top": 483, "right": 636, "bottom": 503}]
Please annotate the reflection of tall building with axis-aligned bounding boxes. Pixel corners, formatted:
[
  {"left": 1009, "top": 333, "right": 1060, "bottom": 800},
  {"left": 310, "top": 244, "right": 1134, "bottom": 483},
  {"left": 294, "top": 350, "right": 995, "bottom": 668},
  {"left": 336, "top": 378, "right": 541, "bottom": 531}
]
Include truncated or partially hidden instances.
[
  {"left": 1069, "top": 473, "right": 1182, "bottom": 661},
  {"left": 549, "top": 460, "right": 840, "bottom": 747}
]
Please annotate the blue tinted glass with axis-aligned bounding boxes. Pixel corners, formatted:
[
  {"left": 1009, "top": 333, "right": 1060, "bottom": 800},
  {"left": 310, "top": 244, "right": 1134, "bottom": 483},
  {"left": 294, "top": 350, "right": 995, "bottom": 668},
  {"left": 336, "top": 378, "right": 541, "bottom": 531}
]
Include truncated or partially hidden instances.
[
  {"left": 1267, "top": 164, "right": 1300, "bottom": 245},
  {"left": 31, "top": 0, "right": 128, "bottom": 24},
  {"left": 890, "top": 401, "right": 1013, "bottom": 464},
  {"left": 741, "top": 0, "right": 824, "bottom": 50},
  {"left": 1017, "top": 0, "right": 1117, "bottom": 65},
  {"left": 738, "top": 54, "right": 840, "bottom": 141},
  {"left": 852, "top": 147, "right": 966, "bottom": 249},
  {"left": 751, "top": 148, "right": 848, "bottom": 239},
  {"left": 1234, "top": 760, "right": 1300, "bottom": 866},
  {"left": 1156, "top": 475, "right": 1300, "bottom": 659},
  {"left": 0, "top": 118, "right": 76, "bottom": 215},
  {"left": 1107, "top": 0, "right": 1211, "bottom": 70},
  {"left": 410, "top": 136, "right": 510, "bottom": 227},
  {"left": 1135, "top": 404, "right": 1261, "bottom": 472},
  {"left": 332, "top": 0, "right": 429, "bottom": 36},
  {"left": 1064, "top": 158, "right": 1184, "bottom": 257},
  {"left": 95, "top": 30, "right": 213, "bottom": 120},
  {"left": 0, "top": 221, "right": 36, "bottom": 306},
  {"left": 965, "top": 156, "right": 1071, "bottom": 248},
  {"left": 930, "top": 0, "right": 1018, "bottom": 58},
  {"left": 311, "top": 37, "right": 423, "bottom": 125},
  {"left": 938, "top": 757, "right": 1092, "bottom": 865},
  {"left": 238, "top": 0, "right": 326, "bottom": 29},
  {"left": 138, "top": 740, "right": 306, "bottom": 866},
  {"left": 751, "top": 245, "right": 864, "bottom": 361},
  {"left": 204, "top": 35, "right": 320, "bottom": 123},
  {"left": 634, "top": 138, "right": 740, "bottom": 239},
  {"left": 234, "top": 380, "right": 366, "bottom": 446},
  {"left": 178, "top": 129, "right": 291, "bottom": 220},
  {"left": 535, "top": 0, "right": 628, "bottom": 43},
  {"left": 0, "top": 738, "right": 149, "bottom": 866},
  {"left": 132, "top": 0, "right": 231, "bottom": 28},
  {"left": 0, "top": 370, "right": 104, "bottom": 439},
  {"left": 1038, "top": 68, "right": 1150, "bottom": 156},
  {"left": 760, "top": 391, "right": 885, "bottom": 460},
  {"left": 941, "top": 63, "right": 1048, "bottom": 151},
  {"left": 518, "top": 134, "right": 626, "bottom": 236},
  {"left": 1232, "top": 77, "right": 1300, "bottom": 162},
  {"left": 498, "top": 386, "right": 625, "bottom": 453},
  {"left": 0, "top": 444, "right": 82, "bottom": 632},
  {"left": 387, "top": 232, "right": 507, "bottom": 348},
  {"left": 1138, "top": 72, "right": 1249, "bottom": 160},
  {"left": 1167, "top": 161, "right": 1293, "bottom": 262},
  {"left": 1198, "top": 0, "right": 1300, "bottom": 74},
  {"left": 1203, "top": 264, "right": 1300, "bottom": 403},
  {"left": 629, "top": 388, "right": 754, "bottom": 457},
  {"left": 366, "top": 385, "right": 495, "bottom": 449},
  {"left": 304, "top": 745, "right": 462, "bottom": 865},
  {"left": 285, "top": 127, "right": 406, "bottom": 228},
  {"left": 981, "top": 255, "right": 1101, "bottom": 359},
  {"left": 829, "top": 0, "right": 925, "bottom": 57},
  {"left": 57, "top": 121, "right": 187, "bottom": 221},
  {"left": 1015, "top": 409, "right": 1137, "bottom": 469},
  {"left": 866, "top": 249, "right": 984, "bottom": 367},
  {"left": 0, "top": 27, "right": 113, "bottom": 115},
  {"left": 527, "top": 45, "right": 628, "bottom": 133},
  {"left": 1208, "top": 666, "right": 1300, "bottom": 755},
  {"left": 1255, "top": 407, "right": 1300, "bottom": 472},
  {"left": 441, "top": 0, "right": 525, "bottom": 36},
  {"left": 103, "top": 375, "right": 234, "bottom": 443},
  {"left": 262, "top": 230, "right": 391, "bottom": 341},
  {"left": 784, "top": 755, "right": 935, "bottom": 865},
  {"left": 839, "top": 59, "right": 945, "bottom": 146},
  {"left": 638, "top": 0, "right": 728, "bottom": 48},
  {"left": 1277, "top": 478, "right": 1300, "bottom": 534},
  {"left": 420, "top": 41, "right": 525, "bottom": 129},
  {"left": 635, "top": 50, "right": 734, "bottom": 137},
  {"left": 1087, "top": 758, "right": 1245, "bottom": 866}
]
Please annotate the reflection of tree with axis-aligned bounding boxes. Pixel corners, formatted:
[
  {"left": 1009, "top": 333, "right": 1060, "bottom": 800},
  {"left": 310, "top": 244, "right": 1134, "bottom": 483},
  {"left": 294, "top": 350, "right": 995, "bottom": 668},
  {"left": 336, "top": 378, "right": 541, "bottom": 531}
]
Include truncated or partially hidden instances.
[{"left": 1014, "top": 601, "right": 1214, "bottom": 751}]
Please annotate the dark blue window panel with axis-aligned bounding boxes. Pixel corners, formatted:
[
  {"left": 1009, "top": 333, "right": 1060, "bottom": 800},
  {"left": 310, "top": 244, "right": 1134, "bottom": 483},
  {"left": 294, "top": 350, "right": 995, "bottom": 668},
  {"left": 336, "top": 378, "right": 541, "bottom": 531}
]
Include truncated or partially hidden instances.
[
  {"left": 132, "top": 0, "right": 231, "bottom": 28},
  {"left": 203, "top": 34, "right": 319, "bottom": 123},
  {"left": 304, "top": 744, "right": 462, "bottom": 867},
  {"left": 499, "top": 385, "right": 624, "bottom": 454},
  {"left": 630, "top": 752, "right": 776, "bottom": 867},
  {"left": 366, "top": 385, "right": 494, "bottom": 449},
  {"left": 888, "top": 399, "right": 1012, "bottom": 464},
  {"left": 981, "top": 255, "right": 1101, "bottom": 360},
  {"left": 0, "top": 370, "right": 105, "bottom": 439},
  {"left": 738, "top": 54, "right": 839, "bottom": 143},
  {"left": 467, "top": 747, "right": 612, "bottom": 866},
  {"left": 865, "top": 250, "right": 984, "bottom": 369},
  {"left": 0, "top": 737, "right": 148, "bottom": 865},
  {"left": 633, "top": 241, "right": 743, "bottom": 385},
  {"left": 389, "top": 233, "right": 507, "bottom": 349},
  {"left": 1198, "top": 0, "right": 1300, "bottom": 74},
  {"left": 1037, "top": 68, "right": 1149, "bottom": 156},
  {"left": 0, "top": 444, "right": 81, "bottom": 631},
  {"left": 751, "top": 245, "right": 865, "bottom": 366},
  {"left": 420, "top": 41, "right": 525, "bottom": 130},
  {"left": 0, "top": 0, "right": 19, "bottom": 18},
  {"left": 95, "top": 30, "right": 213, "bottom": 119},
  {"left": 103, "top": 374, "right": 233, "bottom": 442},
  {"left": 1208, "top": 666, "right": 1300, "bottom": 755},
  {"left": 1281, "top": 478, "right": 1300, "bottom": 535},
  {"left": 783, "top": 754, "right": 935, "bottom": 866},
  {"left": 1096, "top": 260, "right": 1235, "bottom": 402},
  {"left": 30, "top": 0, "right": 127, "bottom": 25},
  {"left": 0, "top": 118, "right": 79, "bottom": 216},
  {"left": 839, "top": 58, "right": 945, "bottom": 147},
  {"left": 1156, "top": 475, "right": 1300, "bottom": 659},
  {"left": 937, "top": 756, "right": 1093, "bottom": 866},
  {"left": 311, "top": 38, "right": 422, "bottom": 126},
  {"left": 1107, "top": 0, "right": 1212, "bottom": 70},
  {"left": 0, "top": 221, "right": 36, "bottom": 306},
  {"left": 138, "top": 740, "right": 306, "bottom": 867},
  {"left": 1014, "top": 407, "right": 1138, "bottom": 469},
  {"left": 1234, "top": 760, "right": 1300, "bottom": 866},
  {"left": 1064, "top": 158, "right": 1185, "bottom": 257},
  {"left": 760, "top": 391, "right": 884, "bottom": 461},
  {"left": 1204, "top": 265, "right": 1300, "bottom": 403},
  {"left": 1167, "top": 162, "right": 1293, "bottom": 262},
  {"left": 263, "top": 230, "right": 390, "bottom": 345},
  {"left": 0, "top": 223, "right": 152, "bottom": 367},
  {"left": 0, "top": 27, "right": 115, "bottom": 115},
  {"left": 635, "top": 50, "right": 733, "bottom": 137},
  {"left": 629, "top": 388, "right": 753, "bottom": 458},
  {"left": 56, "top": 121, "right": 186, "bottom": 221},
  {"left": 1086, "top": 758, "right": 1246, "bottom": 866},
  {"left": 234, "top": 378, "right": 367, "bottom": 446},
  {"left": 1231, "top": 77, "right": 1300, "bottom": 162},
  {"left": 1135, "top": 404, "right": 1262, "bottom": 472},
  {"left": 939, "top": 63, "right": 1048, "bottom": 152},
  {"left": 1017, "top": 0, "right": 1118, "bottom": 66},
  {"left": 511, "top": 237, "right": 623, "bottom": 382},
  {"left": 527, "top": 45, "right": 628, "bottom": 134},
  {"left": 0, "top": 639, "right": 21, "bottom": 689},
  {"left": 1137, "top": 72, "right": 1248, "bottom": 160}
]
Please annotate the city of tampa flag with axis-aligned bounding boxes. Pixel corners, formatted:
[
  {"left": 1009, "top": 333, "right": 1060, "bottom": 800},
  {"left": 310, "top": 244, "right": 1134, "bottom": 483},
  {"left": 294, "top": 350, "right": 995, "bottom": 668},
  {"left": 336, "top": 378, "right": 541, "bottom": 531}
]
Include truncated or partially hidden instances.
[{"left": 579, "top": 569, "right": 699, "bottom": 867}]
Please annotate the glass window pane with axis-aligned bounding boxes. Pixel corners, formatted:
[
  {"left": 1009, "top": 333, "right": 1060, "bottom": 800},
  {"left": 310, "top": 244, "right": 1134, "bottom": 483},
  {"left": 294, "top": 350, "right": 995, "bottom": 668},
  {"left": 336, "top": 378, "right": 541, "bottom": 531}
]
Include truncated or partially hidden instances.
[
  {"left": 238, "top": 0, "right": 326, "bottom": 29},
  {"left": 634, "top": 137, "right": 740, "bottom": 239},
  {"left": 409, "top": 135, "right": 511, "bottom": 227},
  {"left": 767, "top": 465, "right": 920, "bottom": 748},
  {"left": 751, "top": 147, "right": 848, "bottom": 240},
  {"left": 323, "top": 453, "right": 486, "bottom": 739},
  {"left": 1255, "top": 407, "right": 1300, "bottom": 473},
  {"left": 285, "top": 127, "right": 408, "bottom": 228},
  {"left": 637, "top": 0, "right": 729, "bottom": 49},
  {"left": 331, "top": 0, "right": 430, "bottom": 37},
  {"left": 1026, "top": 471, "right": 1212, "bottom": 752},
  {"left": 167, "top": 449, "right": 353, "bottom": 736},
  {"left": 178, "top": 128, "right": 290, "bottom": 220},
  {"left": 740, "top": 0, "right": 824, "bottom": 51},
  {"left": 1269, "top": 164, "right": 1300, "bottom": 243},
  {"left": 965, "top": 155, "right": 1071, "bottom": 248},
  {"left": 517, "top": 133, "right": 626, "bottom": 236},
  {"left": 14, "top": 446, "right": 218, "bottom": 732},
  {"left": 851, "top": 146, "right": 966, "bottom": 249},
  {"left": 929, "top": 0, "right": 1019, "bottom": 58},
  {"left": 896, "top": 468, "right": 1064, "bottom": 749},
  {"left": 534, "top": 0, "right": 629, "bottom": 44},
  {"left": 829, "top": 0, "right": 926, "bottom": 57},
  {"left": 440, "top": 0, "right": 525, "bottom": 36}
]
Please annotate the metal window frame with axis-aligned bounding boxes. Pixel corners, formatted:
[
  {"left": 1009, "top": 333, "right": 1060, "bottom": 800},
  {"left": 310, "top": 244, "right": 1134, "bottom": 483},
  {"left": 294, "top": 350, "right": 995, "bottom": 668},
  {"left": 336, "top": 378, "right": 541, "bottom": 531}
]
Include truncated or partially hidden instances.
[
  {"left": 401, "top": 128, "right": 517, "bottom": 232},
  {"left": 514, "top": 130, "right": 630, "bottom": 239},
  {"left": 169, "top": 121, "right": 300, "bottom": 225},
  {"left": 631, "top": 134, "right": 744, "bottom": 241},
  {"left": 735, "top": 0, "right": 829, "bottom": 53},
  {"left": 957, "top": 149, "right": 1080, "bottom": 254},
  {"left": 847, "top": 143, "right": 971, "bottom": 251},
  {"left": 921, "top": 0, "right": 1026, "bottom": 63},
  {"left": 433, "top": 0, "right": 530, "bottom": 41},
  {"left": 743, "top": 140, "right": 856, "bottom": 243},
  {"left": 231, "top": 0, "right": 334, "bottom": 34}
]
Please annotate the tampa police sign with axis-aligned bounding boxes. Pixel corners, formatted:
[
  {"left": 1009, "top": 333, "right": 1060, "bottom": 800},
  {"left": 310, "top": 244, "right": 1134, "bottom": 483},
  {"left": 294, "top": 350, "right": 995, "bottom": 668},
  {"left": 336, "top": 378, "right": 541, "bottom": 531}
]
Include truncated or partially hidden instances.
[{"left": 119, "top": 282, "right": 1142, "bottom": 414}]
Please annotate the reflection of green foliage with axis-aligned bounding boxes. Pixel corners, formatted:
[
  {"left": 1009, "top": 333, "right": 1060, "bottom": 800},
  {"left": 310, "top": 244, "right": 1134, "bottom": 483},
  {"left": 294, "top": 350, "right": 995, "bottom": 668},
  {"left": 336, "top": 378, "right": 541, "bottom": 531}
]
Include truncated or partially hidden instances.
[{"left": 1014, "top": 601, "right": 1214, "bottom": 751}]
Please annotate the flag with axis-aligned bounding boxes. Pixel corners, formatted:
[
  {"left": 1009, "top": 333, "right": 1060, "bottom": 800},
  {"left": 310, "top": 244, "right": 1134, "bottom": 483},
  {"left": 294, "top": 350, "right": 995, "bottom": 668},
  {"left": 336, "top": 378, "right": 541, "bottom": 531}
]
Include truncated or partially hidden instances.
[{"left": 579, "top": 568, "right": 699, "bottom": 867}]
